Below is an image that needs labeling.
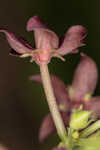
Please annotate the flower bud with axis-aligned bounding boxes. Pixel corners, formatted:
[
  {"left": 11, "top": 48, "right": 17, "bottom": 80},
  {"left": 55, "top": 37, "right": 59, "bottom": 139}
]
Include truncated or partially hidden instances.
[{"left": 70, "top": 108, "right": 91, "bottom": 130}]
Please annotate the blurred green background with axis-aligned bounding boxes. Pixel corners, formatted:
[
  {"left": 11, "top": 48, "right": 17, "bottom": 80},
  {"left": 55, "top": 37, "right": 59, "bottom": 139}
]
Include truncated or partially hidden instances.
[{"left": 0, "top": 0, "right": 100, "bottom": 150}]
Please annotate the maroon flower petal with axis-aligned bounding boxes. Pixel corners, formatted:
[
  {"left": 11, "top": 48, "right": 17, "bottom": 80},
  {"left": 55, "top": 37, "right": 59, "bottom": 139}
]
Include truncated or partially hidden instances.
[
  {"left": 26, "top": 16, "right": 59, "bottom": 49},
  {"left": 57, "top": 25, "right": 86, "bottom": 55},
  {"left": 29, "top": 74, "right": 70, "bottom": 109},
  {"left": 39, "top": 113, "right": 55, "bottom": 142},
  {"left": 71, "top": 53, "right": 98, "bottom": 101},
  {"left": 53, "top": 147, "right": 67, "bottom": 150},
  {"left": 39, "top": 112, "right": 70, "bottom": 142},
  {"left": 9, "top": 49, "right": 22, "bottom": 56},
  {"left": 86, "top": 97, "right": 100, "bottom": 118},
  {"left": 0, "top": 28, "right": 33, "bottom": 54}
]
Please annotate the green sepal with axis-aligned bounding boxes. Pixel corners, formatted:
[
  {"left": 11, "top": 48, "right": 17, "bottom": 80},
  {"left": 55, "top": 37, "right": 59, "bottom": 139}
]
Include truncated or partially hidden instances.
[{"left": 70, "top": 107, "right": 91, "bottom": 130}]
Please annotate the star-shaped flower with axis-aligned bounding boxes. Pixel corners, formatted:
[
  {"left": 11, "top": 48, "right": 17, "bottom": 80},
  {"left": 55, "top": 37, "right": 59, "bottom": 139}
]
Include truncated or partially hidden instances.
[
  {"left": 0, "top": 16, "right": 86, "bottom": 64},
  {"left": 30, "top": 53, "right": 99, "bottom": 142}
]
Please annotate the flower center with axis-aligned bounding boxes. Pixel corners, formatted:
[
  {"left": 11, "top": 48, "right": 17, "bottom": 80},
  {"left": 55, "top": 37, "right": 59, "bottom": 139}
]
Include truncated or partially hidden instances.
[{"left": 20, "top": 48, "right": 65, "bottom": 64}]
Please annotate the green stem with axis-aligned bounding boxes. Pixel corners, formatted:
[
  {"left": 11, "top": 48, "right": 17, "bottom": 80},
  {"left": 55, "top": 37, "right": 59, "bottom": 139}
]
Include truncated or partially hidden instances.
[
  {"left": 80, "top": 120, "right": 100, "bottom": 138},
  {"left": 40, "top": 63, "right": 68, "bottom": 143}
]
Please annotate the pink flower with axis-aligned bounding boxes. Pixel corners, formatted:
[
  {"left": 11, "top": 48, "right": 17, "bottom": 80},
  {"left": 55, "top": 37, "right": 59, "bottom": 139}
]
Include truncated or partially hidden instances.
[
  {"left": 0, "top": 16, "right": 86, "bottom": 64},
  {"left": 30, "top": 53, "right": 99, "bottom": 141}
]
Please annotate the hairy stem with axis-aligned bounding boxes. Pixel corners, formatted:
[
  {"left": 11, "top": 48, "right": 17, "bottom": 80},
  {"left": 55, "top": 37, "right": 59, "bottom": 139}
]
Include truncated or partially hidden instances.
[{"left": 40, "top": 63, "right": 68, "bottom": 143}]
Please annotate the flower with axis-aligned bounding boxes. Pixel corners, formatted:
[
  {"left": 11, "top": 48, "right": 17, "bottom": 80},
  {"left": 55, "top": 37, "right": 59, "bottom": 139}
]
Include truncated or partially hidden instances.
[
  {"left": 30, "top": 53, "right": 99, "bottom": 141},
  {"left": 0, "top": 16, "right": 86, "bottom": 65}
]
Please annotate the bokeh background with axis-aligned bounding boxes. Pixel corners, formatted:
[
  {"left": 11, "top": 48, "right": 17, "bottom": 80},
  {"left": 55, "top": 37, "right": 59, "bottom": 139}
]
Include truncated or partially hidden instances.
[{"left": 0, "top": 0, "right": 100, "bottom": 150}]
